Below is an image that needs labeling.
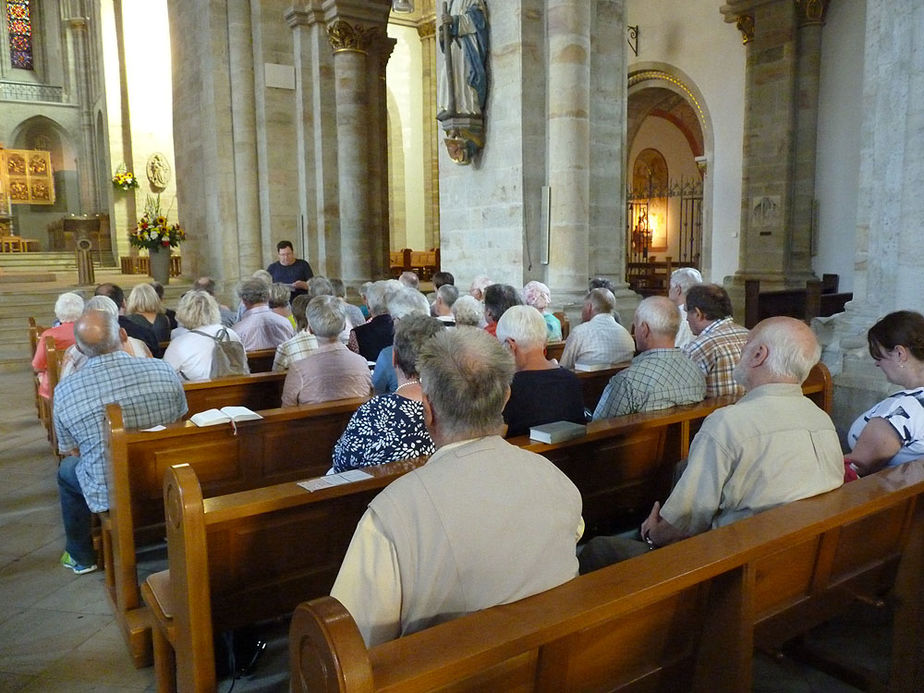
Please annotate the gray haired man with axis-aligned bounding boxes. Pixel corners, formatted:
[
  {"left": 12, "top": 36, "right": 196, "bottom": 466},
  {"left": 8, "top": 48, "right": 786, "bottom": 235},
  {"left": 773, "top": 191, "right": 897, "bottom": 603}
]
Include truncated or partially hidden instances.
[{"left": 332, "top": 328, "right": 584, "bottom": 647}]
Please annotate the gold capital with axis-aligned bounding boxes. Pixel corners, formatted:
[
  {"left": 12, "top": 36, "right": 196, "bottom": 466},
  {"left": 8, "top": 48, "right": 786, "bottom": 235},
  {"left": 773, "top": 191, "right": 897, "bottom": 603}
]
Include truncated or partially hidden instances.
[
  {"left": 327, "top": 20, "right": 378, "bottom": 54},
  {"left": 736, "top": 15, "right": 755, "bottom": 45},
  {"left": 417, "top": 20, "right": 436, "bottom": 40},
  {"left": 795, "top": 0, "right": 830, "bottom": 26}
]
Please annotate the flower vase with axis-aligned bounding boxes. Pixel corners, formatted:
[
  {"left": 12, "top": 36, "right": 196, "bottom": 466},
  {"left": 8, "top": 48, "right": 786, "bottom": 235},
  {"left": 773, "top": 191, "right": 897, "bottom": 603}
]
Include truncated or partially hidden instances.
[{"left": 148, "top": 248, "right": 171, "bottom": 285}]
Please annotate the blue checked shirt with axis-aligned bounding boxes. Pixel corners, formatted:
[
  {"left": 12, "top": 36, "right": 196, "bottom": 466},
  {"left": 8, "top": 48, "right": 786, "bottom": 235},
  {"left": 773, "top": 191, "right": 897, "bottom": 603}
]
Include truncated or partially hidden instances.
[
  {"left": 53, "top": 351, "right": 187, "bottom": 512},
  {"left": 592, "top": 348, "right": 707, "bottom": 420}
]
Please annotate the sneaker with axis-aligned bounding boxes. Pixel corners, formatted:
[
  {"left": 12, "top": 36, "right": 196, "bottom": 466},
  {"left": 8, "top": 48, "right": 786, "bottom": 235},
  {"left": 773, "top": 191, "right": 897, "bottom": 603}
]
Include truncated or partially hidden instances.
[{"left": 60, "top": 550, "right": 98, "bottom": 575}]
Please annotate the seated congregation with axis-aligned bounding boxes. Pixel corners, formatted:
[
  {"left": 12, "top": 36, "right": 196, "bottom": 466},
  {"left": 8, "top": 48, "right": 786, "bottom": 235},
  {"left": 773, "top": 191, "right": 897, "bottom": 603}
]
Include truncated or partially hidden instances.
[{"left": 31, "top": 260, "right": 924, "bottom": 688}]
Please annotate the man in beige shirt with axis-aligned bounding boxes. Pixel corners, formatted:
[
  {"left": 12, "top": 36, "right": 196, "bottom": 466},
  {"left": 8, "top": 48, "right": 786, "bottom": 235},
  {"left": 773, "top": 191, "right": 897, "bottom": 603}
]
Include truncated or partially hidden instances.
[
  {"left": 579, "top": 316, "right": 843, "bottom": 572},
  {"left": 331, "top": 328, "right": 583, "bottom": 647}
]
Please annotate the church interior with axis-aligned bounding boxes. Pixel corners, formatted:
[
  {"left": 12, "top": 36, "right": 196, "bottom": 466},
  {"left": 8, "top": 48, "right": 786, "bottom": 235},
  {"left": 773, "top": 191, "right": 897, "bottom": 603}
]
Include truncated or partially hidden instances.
[{"left": 1, "top": 0, "right": 922, "bottom": 689}]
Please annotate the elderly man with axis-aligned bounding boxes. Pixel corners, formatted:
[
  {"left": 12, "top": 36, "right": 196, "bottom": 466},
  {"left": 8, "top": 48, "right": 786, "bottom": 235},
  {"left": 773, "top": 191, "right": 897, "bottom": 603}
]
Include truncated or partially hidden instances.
[
  {"left": 482, "top": 283, "right": 522, "bottom": 337},
  {"left": 267, "top": 240, "right": 314, "bottom": 299},
  {"left": 560, "top": 288, "right": 634, "bottom": 369},
  {"left": 232, "top": 277, "right": 295, "bottom": 350},
  {"left": 281, "top": 296, "right": 371, "bottom": 406},
  {"left": 433, "top": 284, "right": 459, "bottom": 325},
  {"left": 54, "top": 311, "right": 187, "bottom": 574},
  {"left": 668, "top": 267, "right": 703, "bottom": 348},
  {"left": 497, "top": 305, "right": 585, "bottom": 437},
  {"left": 579, "top": 317, "right": 843, "bottom": 571},
  {"left": 331, "top": 328, "right": 583, "bottom": 647},
  {"left": 682, "top": 284, "right": 749, "bottom": 398},
  {"left": 593, "top": 296, "right": 706, "bottom": 420}
]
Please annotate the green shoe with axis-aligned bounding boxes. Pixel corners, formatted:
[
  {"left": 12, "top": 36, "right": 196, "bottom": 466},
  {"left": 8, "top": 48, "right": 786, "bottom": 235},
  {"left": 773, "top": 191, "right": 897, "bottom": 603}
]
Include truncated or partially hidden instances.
[{"left": 60, "top": 550, "right": 98, "bottom": 575}]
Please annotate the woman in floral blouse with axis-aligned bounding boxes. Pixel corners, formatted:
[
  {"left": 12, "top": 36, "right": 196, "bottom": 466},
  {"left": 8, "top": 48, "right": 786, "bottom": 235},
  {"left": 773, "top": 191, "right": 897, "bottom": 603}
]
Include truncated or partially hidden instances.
[{"left": 331, "top": 314, "right": 445, "bottom": 472}]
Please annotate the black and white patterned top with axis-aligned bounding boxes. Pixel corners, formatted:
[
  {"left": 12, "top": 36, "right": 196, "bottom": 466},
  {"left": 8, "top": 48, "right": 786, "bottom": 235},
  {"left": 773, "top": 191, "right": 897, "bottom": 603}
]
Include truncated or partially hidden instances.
[{"left": 331, "top": 393, "right": 435, "bottom": 473}]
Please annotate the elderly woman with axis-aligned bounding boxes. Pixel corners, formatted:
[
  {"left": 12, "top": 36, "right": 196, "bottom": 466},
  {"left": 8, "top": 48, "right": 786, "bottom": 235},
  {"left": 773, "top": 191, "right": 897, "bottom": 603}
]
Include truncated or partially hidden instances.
[
  {"left": 282, "top": 296, "right": 371, "bottom": 406},
  {"left": 523, "top": 280, "right": 562, "bottom": 342},
  {"left": 126, "top": 283, "right": 171, "bottom": 344},
  {"left": 496, "top": 305, "right": 585, "bottom": 438},
  {"left": 59, "top": 296, "right": 152, "bottom": 379},
  {"left": 846, "top": 311, "right": 924, "bottom": 476},
  {"left": 331, "top": 314, "right": 443, "bottom": 473},
  {"left": 452, "top": 294, "right": 483, "bottom": 327},
  {"left": 32, "top": 292, "right": 84, "bottom": 399},
  {"left": 164, "top": 290, "right": 245, "bottom": 381}
]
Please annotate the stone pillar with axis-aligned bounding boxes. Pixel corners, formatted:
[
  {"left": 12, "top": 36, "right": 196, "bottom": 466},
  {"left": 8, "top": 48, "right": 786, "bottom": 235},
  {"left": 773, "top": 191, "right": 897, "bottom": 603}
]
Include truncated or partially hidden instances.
[
  {"left": 367, "top": 33, "right": 396, "bottom": 278},
  {"left": 546, "top": 0, "right": 591, "bottom": 297},
  {"left": 327, "top": 20, "right": 377, "bottom": 282},
  {"left": 418, "top": 17, "right": 440, "bottom": 250},
  {"left": 227, "top": 0, "right": 262, "bottom": 274},
  {"left": 721, "top": 0, "right": 827, "bottom": 291},
  {"left": 65, "top": 16, "right": 98, "bottom": 213},
  {"left": 287, "top": 4, "right": 339, "bottom": 278},
  {"left": 818, "top": 0, "right": 924, "bottom": 432}
]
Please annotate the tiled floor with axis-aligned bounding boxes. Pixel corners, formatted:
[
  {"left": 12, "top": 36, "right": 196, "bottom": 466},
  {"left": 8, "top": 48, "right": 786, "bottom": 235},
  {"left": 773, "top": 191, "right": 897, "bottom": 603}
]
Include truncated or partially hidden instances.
[{"left": 0, "top": 366, "right": 893, "bottom": 691}]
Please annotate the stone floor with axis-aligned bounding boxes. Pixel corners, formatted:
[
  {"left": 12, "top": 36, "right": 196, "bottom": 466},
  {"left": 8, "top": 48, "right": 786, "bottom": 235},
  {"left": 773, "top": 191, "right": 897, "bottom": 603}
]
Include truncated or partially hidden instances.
[{"left": 0, "top": 365, "right": 893, "bottom": 691}]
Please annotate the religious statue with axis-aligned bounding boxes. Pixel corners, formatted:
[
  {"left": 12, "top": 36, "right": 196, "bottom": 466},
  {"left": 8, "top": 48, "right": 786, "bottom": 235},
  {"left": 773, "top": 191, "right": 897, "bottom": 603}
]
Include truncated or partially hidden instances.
[
  {"left": 437, "top": 0, "right": 488, "bottom": 165},
  {"left": 146, "top": 152, "right": 172, "bottom": 191}
]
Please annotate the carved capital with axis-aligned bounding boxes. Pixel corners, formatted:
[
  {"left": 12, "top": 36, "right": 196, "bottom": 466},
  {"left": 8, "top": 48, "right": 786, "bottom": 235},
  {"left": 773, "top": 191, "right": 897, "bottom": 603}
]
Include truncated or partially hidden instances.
[
  {"left": 795, "top": 0, "right": 829, "bottom": 26},
  {"left": 736, "top": 15, "right": 755, "bottom": 45},
  {"left": 327, "top": 20, "right": 379, "bottom": 54},
  {"left": 417, "top": 20, "right": 436, "bottom": 40}
]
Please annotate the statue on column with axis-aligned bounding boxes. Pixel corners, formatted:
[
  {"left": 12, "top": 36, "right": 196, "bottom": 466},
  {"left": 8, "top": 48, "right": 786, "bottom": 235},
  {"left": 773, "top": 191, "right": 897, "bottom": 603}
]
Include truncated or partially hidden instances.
[{"left": 437, "top": 0, "right": 488, "bottom": 165}]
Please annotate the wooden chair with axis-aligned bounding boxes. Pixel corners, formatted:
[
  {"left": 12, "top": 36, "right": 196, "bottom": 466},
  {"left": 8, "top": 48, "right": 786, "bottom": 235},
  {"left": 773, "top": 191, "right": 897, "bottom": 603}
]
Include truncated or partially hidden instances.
[
  {"left": 245, "top": 348, "right": 276, "bottom": 373},
  {"left": 103, "top": 396, "right": 367, "bottom": 667},
  {"left": 291, "top": 460, "right": 924, "bottom": 691},
  {"left": 143, "top": 459, "right": 428, "bottom": 691}
]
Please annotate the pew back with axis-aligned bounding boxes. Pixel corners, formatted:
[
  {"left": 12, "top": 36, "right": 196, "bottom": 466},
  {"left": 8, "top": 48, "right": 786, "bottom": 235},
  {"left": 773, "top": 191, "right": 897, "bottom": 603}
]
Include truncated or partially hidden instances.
[
  {"left": 246, "top": 348, "right": 276, "bottom": 373},
  {"left": 181, "top": 370, "right": 286, "bottom": 416},
  {"left": 291, "top": 460, "right": 924, "bottom": 692}
]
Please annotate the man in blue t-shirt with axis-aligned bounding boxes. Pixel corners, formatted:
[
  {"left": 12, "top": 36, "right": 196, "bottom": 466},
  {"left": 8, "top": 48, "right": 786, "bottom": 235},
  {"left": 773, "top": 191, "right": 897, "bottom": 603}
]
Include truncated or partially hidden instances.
[{"left": 266, "top": 240, "right": 314, "bottom": 299}]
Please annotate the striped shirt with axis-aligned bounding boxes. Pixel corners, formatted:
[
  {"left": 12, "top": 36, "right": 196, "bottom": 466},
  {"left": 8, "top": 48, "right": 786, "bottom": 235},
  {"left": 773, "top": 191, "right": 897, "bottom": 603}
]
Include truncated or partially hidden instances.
[
  {"left": 681, "top": 317, "right": 749, "bottom": 398},
  {"left": 53, "top": 351, "right": 187, "bottom": 512},
  {"left": 592, "top": 348, "right": 706, "bottom": 420}
]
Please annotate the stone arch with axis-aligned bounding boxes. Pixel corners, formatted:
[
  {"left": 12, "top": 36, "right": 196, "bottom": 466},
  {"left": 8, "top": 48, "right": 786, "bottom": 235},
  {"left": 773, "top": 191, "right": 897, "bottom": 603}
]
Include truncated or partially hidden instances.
[{"left": 627, "top": 63, "right": 715, "bottom": 280}]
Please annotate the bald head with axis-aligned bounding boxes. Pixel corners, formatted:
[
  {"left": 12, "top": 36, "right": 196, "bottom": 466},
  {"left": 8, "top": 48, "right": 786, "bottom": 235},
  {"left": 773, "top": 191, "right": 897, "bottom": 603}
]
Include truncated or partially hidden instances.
[
  {"left": 75, "top": 310, "right": 122, "bottom": 357},
  {"left": 733, "top": 317, "right": 820, "bottom": 389}
]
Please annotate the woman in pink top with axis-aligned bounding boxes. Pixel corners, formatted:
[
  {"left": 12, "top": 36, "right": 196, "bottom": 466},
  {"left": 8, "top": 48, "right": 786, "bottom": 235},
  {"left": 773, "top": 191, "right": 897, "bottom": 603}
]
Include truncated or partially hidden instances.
[{"left": 32, "top": 292, "right": 84, "bottom": 399}]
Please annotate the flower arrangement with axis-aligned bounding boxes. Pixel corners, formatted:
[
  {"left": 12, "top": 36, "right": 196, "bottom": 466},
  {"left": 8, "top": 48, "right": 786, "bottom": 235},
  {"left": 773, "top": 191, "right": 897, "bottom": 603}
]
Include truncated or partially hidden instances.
[
  {"left": 128, "top": 195, "right": 185, "bottom": 252},
  {"left": 111, "top": 164, "right": 139, "bottom": 191}
]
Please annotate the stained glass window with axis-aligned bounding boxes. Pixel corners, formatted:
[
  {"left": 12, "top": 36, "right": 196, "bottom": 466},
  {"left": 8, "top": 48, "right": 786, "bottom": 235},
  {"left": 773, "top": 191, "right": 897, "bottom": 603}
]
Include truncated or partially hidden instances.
[{"left": 7, "top": 0, "right": 34, "bottom": 70}]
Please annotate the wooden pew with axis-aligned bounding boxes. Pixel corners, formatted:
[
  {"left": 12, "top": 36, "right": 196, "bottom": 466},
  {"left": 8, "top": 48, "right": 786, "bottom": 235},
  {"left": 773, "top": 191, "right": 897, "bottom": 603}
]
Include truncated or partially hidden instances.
[
  {"left": 744, "top": 278, "right": 853, "bottom": 329},
  {"left": 291, "top": 460, "right": 924, "bottom": 692},
  {"left": 575, "top": 361, "right": 630, "bottom": 412},
  {"left": 246, "top": 348, "right": 276, "bottom": 373},
  {"left": 181, "top": 371, "right": 286, "bottom": 416},
  {"left": 29, "top": 317, "right": 49, "bottom": 423},
  {"left": 103, "top": 396, "right": 367, "bottom": 667},
  {"left": 143, "top": 459, "right": 428, "bottom": 691}
]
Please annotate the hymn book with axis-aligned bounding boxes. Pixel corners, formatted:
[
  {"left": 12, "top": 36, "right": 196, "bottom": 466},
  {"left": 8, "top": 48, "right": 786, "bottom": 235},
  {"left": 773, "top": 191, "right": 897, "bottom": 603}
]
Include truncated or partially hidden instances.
[
  {"left": 529, "top": 421, "right": 587, "bottom": 444},
  {"left": 189, "top": 406, "right": 263, "bottom": 428}
]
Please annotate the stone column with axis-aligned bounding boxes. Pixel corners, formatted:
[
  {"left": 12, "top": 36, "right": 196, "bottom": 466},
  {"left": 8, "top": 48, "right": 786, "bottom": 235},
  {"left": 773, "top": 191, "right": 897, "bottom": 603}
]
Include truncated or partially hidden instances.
[
  {"left": 227, "top": 0, "right": 262, "bottom": 274},
  {"left": 546, "top": 0, "right": 592, "bottom": 297},
  {"left": 64, "top": 16, "right": 98, "bottom": 213},
  {"left": 819, "top": 0, "right": 924, "bottom": 433},
  {"left": 367, "top": 33, "right": 396, "bottom": 278},
  {"left": 327, "top": 20, "right": 376, "bottom": 282},
  {"left": 721, "top": 0, "right": 827, "bottom": 292},
  {"left": 417, "top": 17, "right": 440, "bottom": 250}
]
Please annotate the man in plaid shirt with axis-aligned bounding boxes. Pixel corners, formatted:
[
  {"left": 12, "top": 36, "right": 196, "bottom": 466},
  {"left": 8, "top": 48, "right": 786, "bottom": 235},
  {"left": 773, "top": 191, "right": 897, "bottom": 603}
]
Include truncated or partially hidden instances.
[
  {"left": 681, "top": 284, "right": 749, "bottom": 398},
  {"left": 54, "top": 311, "right": 187, "bottom": 574}
]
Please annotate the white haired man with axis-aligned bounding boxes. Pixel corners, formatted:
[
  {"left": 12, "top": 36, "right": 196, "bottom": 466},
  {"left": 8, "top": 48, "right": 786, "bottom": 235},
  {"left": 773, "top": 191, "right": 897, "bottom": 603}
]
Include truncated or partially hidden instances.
[
  {"left": 668, "top": 267, "right": 702, "bottom": 348},
  {"left": 497, "top": 305, "right": 585, "bottom": 437},
  {"left": 32, "top": 291, "right": 84, "bottom": 399},
  {"left": 331, "top": 328, "right": 583, "bottom": 647},
  {"left": 579, "top": 316, "right": 843, "bottom": 571},
  {"left": 232, "top": 277, "right": 295, "bottom": 350},
  {"left": 593, "top": 296, "right": 706, "bottom": 420},
  {"left": 559, "top": 288, "right": 634, "bottom": 369}
]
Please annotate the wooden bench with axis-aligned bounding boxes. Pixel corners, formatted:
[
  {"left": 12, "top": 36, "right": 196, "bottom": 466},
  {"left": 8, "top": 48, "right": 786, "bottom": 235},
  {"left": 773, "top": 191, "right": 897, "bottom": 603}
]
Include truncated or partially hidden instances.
[
  {"left": 246, "top": 348, "right": 276, "bottom": 373},
  {"left": 181, "top": 371, "right": 286, "bottom": 416},
  {"left": 291, "top": 459, "right": 924, "bottom": 692},
  {"left": 103, "top": 395, "right": 367, "bottom": 667},
  {"left": 744, "top": 278, "right": 853, "bottom": 329},
  {"left": 143, "top": 459, "right": 429, "bottom": 691}
]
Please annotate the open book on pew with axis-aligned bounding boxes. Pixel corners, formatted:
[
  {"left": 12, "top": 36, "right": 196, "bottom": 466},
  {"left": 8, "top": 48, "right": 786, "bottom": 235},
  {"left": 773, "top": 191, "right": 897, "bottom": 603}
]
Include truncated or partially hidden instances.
[
  {"left": 189, "top": 406, "right": 263, "bottom": 428},
  {"left": 529, "top": 420, "right": 587, "bottom": 444}
]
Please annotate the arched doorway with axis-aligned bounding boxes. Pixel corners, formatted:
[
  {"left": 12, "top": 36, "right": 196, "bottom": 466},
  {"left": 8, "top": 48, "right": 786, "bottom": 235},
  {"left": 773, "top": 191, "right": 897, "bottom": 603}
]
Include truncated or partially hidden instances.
[{"left": 626, "top": 68, "right": 711, "bottom": 294}]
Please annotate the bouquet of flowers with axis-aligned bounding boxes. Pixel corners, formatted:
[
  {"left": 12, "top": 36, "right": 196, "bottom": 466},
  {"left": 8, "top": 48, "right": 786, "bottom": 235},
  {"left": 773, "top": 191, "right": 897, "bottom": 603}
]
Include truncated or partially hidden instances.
[
  {"left": 112, "top": 164, "right": 139, "bottom": 191},
  {"left": 128, "top": 195, "right": 185, "bottom": 251}
]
